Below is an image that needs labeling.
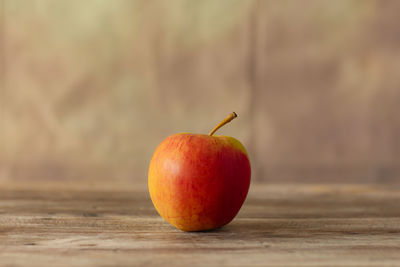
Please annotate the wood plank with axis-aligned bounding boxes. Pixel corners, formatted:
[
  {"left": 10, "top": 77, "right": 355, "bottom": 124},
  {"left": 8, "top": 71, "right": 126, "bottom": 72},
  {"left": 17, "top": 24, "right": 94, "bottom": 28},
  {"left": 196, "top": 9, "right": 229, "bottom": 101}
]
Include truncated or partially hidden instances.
[{"left": 1, "top": 183, "right": 400, "bottom": 266}]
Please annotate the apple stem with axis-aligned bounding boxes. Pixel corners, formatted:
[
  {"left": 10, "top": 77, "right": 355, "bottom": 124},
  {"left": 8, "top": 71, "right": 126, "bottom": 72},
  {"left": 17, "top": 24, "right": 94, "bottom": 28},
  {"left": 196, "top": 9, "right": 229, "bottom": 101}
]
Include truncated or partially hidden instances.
[{"left": 209, "top": 112, "right": 238, "bottom": 136}]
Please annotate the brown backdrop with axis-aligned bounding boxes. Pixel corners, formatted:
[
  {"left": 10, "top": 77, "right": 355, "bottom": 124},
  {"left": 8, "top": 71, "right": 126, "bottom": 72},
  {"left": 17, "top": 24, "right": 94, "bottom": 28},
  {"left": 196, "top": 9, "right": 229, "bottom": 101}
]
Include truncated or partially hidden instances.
[{"left": 1, "top": 0, "right": 399, "bottom": 184}]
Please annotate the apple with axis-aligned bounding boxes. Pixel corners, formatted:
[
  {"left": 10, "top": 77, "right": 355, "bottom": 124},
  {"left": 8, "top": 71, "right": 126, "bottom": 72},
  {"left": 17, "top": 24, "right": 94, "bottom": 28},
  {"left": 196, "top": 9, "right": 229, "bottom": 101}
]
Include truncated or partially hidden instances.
[{"left": 148, "top": 112, "right": 251, "bottom": 231}]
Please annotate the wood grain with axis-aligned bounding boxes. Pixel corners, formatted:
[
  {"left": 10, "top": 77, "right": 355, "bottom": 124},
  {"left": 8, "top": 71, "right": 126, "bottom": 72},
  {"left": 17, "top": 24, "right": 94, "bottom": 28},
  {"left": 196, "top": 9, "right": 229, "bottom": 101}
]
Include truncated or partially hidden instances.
[{"left": 1, "top": 182, "right": 400, "bottom": 266}]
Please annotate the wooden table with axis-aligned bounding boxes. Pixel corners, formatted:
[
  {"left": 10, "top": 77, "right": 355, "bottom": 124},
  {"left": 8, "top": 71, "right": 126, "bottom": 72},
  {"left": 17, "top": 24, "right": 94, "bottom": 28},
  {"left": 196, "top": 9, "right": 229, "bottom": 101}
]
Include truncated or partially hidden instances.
[{"left": 1, "top": 182, "right": 400, "bottom": 266}]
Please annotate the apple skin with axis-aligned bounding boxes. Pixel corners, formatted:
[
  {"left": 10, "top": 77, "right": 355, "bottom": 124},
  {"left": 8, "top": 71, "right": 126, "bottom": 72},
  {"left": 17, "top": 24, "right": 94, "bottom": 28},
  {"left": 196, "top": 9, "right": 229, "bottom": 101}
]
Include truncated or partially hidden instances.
[{"left": 148, "top": 133, "right": 251, "bottom": 232}]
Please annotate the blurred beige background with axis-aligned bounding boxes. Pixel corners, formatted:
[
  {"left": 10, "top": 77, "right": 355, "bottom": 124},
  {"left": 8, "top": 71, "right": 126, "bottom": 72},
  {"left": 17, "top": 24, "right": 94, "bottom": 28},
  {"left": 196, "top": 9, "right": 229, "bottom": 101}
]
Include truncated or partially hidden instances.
[{"left": 1, "top": 0, "right": 399, "bottom": 184}]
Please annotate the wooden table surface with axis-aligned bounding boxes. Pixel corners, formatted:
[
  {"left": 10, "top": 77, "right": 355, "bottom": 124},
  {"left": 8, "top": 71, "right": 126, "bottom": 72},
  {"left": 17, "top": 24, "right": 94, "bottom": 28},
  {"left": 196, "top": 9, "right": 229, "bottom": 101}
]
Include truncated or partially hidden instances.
[{"left": 1, "top": 181, "right": 400, "bottom": 266}]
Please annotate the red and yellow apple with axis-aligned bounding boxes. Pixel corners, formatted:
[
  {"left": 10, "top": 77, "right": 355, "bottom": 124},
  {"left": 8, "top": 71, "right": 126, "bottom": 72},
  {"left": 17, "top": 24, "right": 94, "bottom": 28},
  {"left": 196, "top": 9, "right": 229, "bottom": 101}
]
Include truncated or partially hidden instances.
[{"left": 148, "top": 112, "right": 251, "bottom": 231}]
